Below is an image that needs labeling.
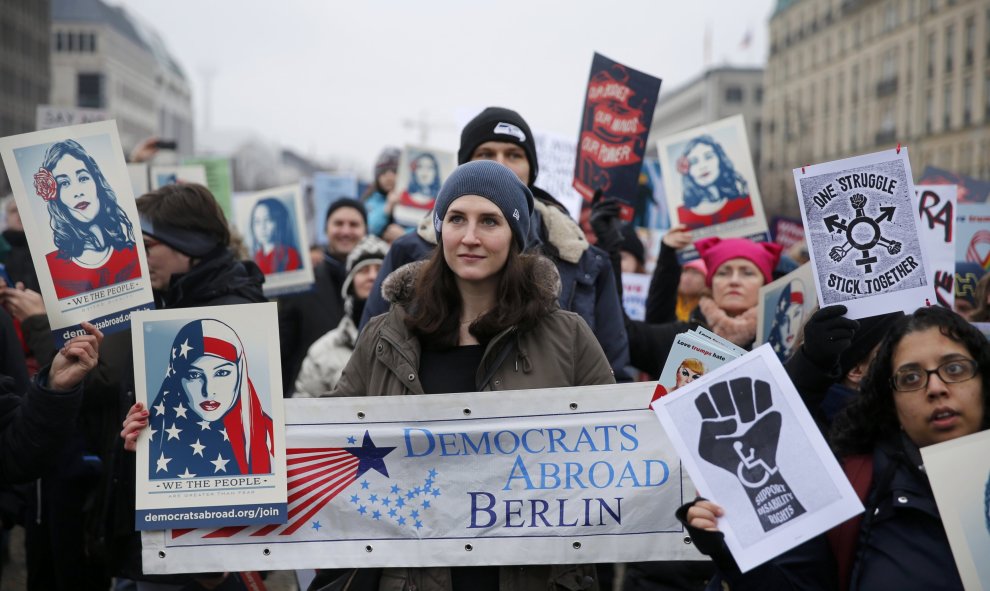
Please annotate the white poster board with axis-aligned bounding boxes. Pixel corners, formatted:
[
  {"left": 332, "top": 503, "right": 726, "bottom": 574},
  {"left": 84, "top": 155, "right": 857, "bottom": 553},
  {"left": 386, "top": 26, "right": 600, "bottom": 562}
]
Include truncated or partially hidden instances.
[
  {"left": 922, "top": 430, "right": 990, "bottom": 591},
  {"left": 914, "top": 185, "right": 957, "bottom": 309},
  {"left": 150, "top": 164, "right": 209, "bottom": 190},
  {"left": 656, "top": 114, "right": 769, "bottom": 259},
  {"left": 393, "top": 146, "right": 456, "bottom": 228},
  {"left": 132, "top": 303, "right": 287, "bottom": 531},
  {"left": 793, "top": 149, "right": 934, "bottom": 319},
  {"left": 0, "top": 120, "right": 154, "bottom": 346},
  {"left": 142, "top": 383, "right": 703, "bottom": 573},
  {"left": 35, "top": 105, "right": 109, "bottom": 130},
  {"left": 653, "top": 345, "right": 863, "bottom": 572},
  {"left": 232, "top": 184, "right": 315, "bottom": 296}
]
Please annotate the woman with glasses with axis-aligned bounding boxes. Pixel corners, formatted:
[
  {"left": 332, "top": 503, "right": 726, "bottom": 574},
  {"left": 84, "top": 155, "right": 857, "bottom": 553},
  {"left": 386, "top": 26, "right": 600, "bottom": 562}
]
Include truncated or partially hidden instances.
[{"left": 679, "top": 306, "right": 988, "bottom": 591}]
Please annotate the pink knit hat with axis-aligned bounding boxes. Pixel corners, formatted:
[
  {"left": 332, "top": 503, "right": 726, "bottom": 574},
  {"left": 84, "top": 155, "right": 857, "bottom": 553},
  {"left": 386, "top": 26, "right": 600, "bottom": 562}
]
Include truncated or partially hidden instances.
[
  {"left": 695, "top": 237, "right": 783, "bottom": 287},
  {"left": 682, "top": 258, "right": 707, "bottom": 276}
]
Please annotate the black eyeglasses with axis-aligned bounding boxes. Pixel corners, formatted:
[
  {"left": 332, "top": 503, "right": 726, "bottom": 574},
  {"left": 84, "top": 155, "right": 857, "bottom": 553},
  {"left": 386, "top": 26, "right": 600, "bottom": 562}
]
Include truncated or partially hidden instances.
[{"left": 891, "top": 358, "right": 978, "bottom": 392}]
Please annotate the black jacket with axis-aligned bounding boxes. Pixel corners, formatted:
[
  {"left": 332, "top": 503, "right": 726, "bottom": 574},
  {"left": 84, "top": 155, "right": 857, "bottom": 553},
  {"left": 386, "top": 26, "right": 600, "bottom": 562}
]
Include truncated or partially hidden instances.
[{"left": 276, "top": 252, "right": 346, "bottom": 395}]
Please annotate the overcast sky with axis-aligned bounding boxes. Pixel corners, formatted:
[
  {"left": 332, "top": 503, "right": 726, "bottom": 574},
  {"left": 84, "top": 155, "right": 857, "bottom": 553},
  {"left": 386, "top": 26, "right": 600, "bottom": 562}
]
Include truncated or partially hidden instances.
[{"left": 113, "top": 0, "right": 775, "bottom": 177}]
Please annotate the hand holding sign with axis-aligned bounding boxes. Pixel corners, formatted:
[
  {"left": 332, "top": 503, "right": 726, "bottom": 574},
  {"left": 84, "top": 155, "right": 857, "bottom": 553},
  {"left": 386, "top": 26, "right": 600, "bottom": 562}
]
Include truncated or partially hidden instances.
[{"left": 694, "top": 377, "right": 806, "bottom": 532}]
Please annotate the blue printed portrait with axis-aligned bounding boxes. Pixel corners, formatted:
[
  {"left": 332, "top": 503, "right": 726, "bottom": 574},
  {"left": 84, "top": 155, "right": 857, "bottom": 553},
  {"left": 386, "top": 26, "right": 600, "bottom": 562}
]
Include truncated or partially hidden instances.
[{"left": 250, "top": 196, "right": 301, "bottom": 275}]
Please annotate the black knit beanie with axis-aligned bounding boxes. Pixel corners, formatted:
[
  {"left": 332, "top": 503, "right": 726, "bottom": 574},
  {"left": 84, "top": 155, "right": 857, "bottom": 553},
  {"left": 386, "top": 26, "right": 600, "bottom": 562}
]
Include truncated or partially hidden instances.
[
  {"left": 324, "top": 198, "right": 368, "bottom": 227},
  {"left": 458, "top": 107, "right": 538, "bottom": 185},
  {"left": 433, "top": 161, "right": 533, "bottom": 251}
]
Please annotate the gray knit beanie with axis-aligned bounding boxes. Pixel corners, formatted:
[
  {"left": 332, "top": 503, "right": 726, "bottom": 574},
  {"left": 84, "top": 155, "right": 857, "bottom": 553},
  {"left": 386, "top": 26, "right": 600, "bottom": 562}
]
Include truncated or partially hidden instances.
[{"left": 432, "top": 161, "right": 533, "bottom": 251}]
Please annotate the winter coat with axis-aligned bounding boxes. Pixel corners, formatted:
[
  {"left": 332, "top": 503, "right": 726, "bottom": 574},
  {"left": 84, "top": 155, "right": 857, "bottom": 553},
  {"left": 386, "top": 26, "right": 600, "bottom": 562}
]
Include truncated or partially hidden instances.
[
  {"left": 333, "top": 256, "right": 614, "bottom": 591},
  {"left": 0, "top": 368, "right": 83, "bottom": 484},
  {"left": 293, "top": 313, "right": 359, "bottom": 397},
  {"left": 359, "top": 187, "right": 631, "bottom": 381},
  {"left": 679, "top": 435, "right": 964, "bottom": 591},
  {"left": 363, "top": 190, "right": 389, "bottom": 237},
  {"left": 277, "top": 252, "right": 347, "bottom": 395}
]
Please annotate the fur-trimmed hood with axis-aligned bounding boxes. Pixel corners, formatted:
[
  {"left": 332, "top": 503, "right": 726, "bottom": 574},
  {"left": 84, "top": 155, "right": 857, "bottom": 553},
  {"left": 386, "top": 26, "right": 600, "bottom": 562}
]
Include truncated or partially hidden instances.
[{"left": 380, "top": 256, "right": 562, "bottom": 309}]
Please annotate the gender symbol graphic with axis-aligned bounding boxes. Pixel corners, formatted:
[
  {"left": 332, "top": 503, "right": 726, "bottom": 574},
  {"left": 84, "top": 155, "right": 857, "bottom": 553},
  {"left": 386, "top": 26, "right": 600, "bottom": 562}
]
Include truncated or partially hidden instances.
[{"left": 823, "top": 193, "right": 901, "bottom": 273}]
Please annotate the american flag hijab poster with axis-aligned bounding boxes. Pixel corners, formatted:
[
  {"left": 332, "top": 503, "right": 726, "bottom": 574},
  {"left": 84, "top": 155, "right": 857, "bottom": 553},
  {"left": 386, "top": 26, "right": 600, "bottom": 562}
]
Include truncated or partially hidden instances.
[{"left": 132, "top": 302, "right": 288, "bottom": 530}]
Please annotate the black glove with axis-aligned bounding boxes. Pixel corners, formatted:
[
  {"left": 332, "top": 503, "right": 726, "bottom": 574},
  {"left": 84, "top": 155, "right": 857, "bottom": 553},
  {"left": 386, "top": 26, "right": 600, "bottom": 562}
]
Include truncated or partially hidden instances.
[
  {"left": 589, "top": 192, "right": 624, "bottom": 255},
  {"left": 800, "top": 305, "right": 859, "bottom": 372}
]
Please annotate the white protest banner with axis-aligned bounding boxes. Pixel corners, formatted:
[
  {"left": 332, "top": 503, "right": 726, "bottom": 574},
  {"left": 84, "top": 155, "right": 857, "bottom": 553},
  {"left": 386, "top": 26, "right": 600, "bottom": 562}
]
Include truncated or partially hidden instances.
[
  {"left": 232, "top": 185, "right": 315, "bottom": 297},
  {"left": 393, "top": 146, "right": 456, "bottom": 228},
  {"left": 0, "top": 120, "right": 155, "bottom": 347},
  {"left": 150, "top": 164, "right": 208, "bottom": 190},
  {"left": 755, "top": 263, "right": 818, "bottom": 361},
  {"left": 922, "top": 430, "right": 990, "bottom": 590},
  {"left": 621, "top": 272, "right": 651, "bottom": 321},
  {"left": 656, "top": 115, "right": 769, "bottom": 261},
  {"left": 142, "top": 383, "right": 702, "bottom": 574},
  {"left": 794, "top": 148, "right": 934, "bottom": 319},
  {"left": 132, "top": 303, "right": 287, "bottom": 531},
  {"left": 35, "top": 105, "right": 109, "bottom": 130},
  {"left": 653, "top": 345, "right": 863, "bottom": 573},
  {"left": 914, "top": 185, "right": 957, "bottom": 309},
  {"left": 533, "top": 130, "right": 584, "bottom": 222}
]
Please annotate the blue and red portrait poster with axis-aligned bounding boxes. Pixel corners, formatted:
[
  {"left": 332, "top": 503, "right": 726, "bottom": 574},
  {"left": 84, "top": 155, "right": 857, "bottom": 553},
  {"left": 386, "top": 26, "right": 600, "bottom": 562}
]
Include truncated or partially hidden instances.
[{"left": 573, "top": 53, "right": 662, "bottom": 223}]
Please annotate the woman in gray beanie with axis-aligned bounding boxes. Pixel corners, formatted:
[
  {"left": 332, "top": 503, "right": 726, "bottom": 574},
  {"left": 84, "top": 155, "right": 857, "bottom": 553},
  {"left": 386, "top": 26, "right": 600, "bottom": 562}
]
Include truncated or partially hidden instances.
[{"left": 331, "top": 160, "right": 614, "bottom": 591}]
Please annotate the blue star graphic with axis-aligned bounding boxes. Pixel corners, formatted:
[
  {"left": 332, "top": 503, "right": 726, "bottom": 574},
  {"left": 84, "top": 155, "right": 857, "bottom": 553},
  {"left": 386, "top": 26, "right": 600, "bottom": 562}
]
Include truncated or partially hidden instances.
[
  {"left": 428, "top": 468, "right": 438, "bottom": 479},
  {"left": 369, "top": 494, "right": 378, "bottom": 504},
  {"left": 397, "top": 516, "right": 406, "bottom": 525},
  {"left": 411, "top": 510, "right": 420, "bottom": 519},
  {"left": 312, "top": 521, "right": 322, "bottom": 531},
  {"left": 344, "top": 431, "right": 396, "bottom": 479},
  {"left": 350, "top": 495, "right": 360, "bottom": 504},
  {"left": 382, "top": 497, "right": 391, "bottom": 507},
  {"left": 388, "top": 508, "right": 397, "bottom": 518},
  {"left": 406, "top": 490, "right": 416, "bottom": 500},
  {"left": 414, "top": 520, "right": 423, "bottom": 529},
  {"left": 346, "top": 435, "right": 357, "bottom": 444},
  {"left": 358, "top": 505, "right": 367, "bottom": 515},
  {"left": 390, "top": 484, "right": 401, "bottom": 494},
  {"left": 372, "top": 510, "right": 382, "bottom": 520},
  {"left": 396, "top": 498, "right": 406, "bottom": 508},
  {"left": 360, "top": 480, "right": 370, "bottom": 489},
  {"left": 422, "top": 500, "right": 431, "bottom": 509},
  {"left": 431, "top": 488, "right": 441, "bottom": 498},
  {"left": 424, "top": 478, "right": 433, "bottom": 488}
]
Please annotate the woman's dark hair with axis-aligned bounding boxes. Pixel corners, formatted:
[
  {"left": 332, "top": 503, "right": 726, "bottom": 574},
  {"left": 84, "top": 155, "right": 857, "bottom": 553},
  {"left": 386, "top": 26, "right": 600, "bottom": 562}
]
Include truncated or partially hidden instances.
[
  {"left": 136, "top": 183, "right": 230, "bottom": 248},
  {"left": 251, "top": 198, "right": 296, "bottom": 260},
  {"left": 404, "top": 242, "right": 556, "bottom": 348},
  {"left": 679, "top": 135, "right": 749, "bottom": 209},
  {"left": 830, "top": 306, "right": 990, "bottom": 456},
  {"left": 42, "top": 139, "right": 135, "bottom": 259}
]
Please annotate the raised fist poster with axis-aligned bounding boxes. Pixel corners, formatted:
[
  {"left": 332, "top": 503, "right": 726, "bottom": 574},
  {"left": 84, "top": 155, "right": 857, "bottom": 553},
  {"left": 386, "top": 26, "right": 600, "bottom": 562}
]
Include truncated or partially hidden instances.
[
  {"left": 914, "top": 185, "right": 957, "bottom": 309},
  {"left": 573, "top": 52, "right": 662, "bottom": 222},
  {"left": 794, "top": 148, "right": 934, "bottom": 319},
  {"left": 232, "top": 185, "right": 315, "bottom": 297},
  {"left": 142, "top": 383, "right": 703, "bottom": 573},
  {"left": 0, "top": 120, "right": 155, "bottom": 347},
  {"left": 657, "top": 115, "right": 770, "bottom": 259},
  {"left": 132, "top": 303, "right": 287, "bottom": 530},
  {"left": 653, "top": 345, "right": 862, "bottom": 572}
]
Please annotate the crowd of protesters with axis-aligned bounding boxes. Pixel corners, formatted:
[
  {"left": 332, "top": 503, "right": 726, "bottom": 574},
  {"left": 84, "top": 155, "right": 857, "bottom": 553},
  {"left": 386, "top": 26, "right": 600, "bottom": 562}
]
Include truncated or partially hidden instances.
[{"left": 0, "top": 103, "right": 987, "bottom": 591}]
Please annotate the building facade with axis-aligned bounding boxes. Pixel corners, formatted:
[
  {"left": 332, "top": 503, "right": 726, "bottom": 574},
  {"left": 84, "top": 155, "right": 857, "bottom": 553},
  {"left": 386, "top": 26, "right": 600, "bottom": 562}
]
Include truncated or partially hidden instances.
[
  {"left": 0, "top": 0, "right": 51, "bottom": 193},
  {"left": 50, "top": 0, "right": 193, "bottom": 156},
  {"left": 762, "top": 0, "right": 990, "bottom": 217},
  {"left": 649, "top": 66, "right": 766, "bottom": 167}
]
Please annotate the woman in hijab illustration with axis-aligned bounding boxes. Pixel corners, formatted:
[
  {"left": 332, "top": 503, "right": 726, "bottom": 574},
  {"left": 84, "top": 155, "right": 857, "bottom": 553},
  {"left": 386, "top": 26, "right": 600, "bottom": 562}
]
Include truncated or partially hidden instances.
[
  {"left": 768, "top": 279, "right": 806, "bottom": 361},
  {"left": 675, "top": 135, "right": 754, "bottom": 229},
  {"left": 146, "top": 319, "right": 274, "bottom": 479},
  {"left": 250, "top": 197, "right": 301, "bottom": 274},
  {"left": 34, "top": 139, "right": 140, "bottom": 299}
]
